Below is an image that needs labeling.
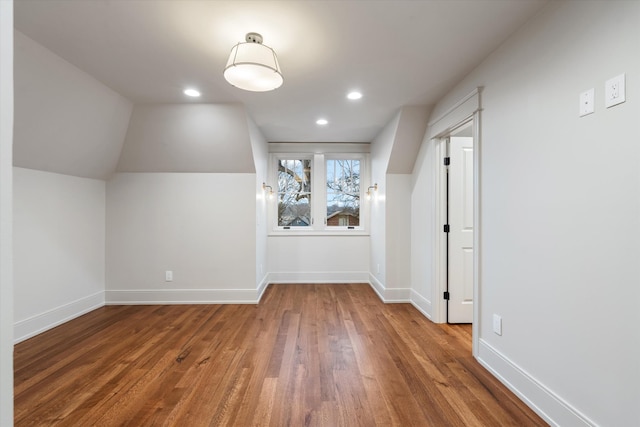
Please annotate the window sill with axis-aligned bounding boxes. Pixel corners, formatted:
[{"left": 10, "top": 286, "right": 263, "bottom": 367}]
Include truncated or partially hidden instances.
[{"left": 268, "top": 229, "right": 370, "bottom": 237}]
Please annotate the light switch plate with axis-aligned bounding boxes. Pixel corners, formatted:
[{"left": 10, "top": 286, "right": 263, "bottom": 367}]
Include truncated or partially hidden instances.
[
  {"left": 605, "top": 73, "right": 625, "bottom": 108},
  {"left": 579, "top": 88, "right": 595, "bottom": 117}
]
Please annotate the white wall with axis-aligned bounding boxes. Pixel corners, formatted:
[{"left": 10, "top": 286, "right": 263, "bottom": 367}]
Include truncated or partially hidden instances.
[
  {"left": 384, "top": 174, "right": 411, "bottom": 300},
  {"left": 13, "top": 31, "right": 132, "bottom": 180},
  {"left": 268, "top": 236, "right": 370, "bottom": 283},
  {"left": 0, "top": 1, "right": 13, "bottom": 423},
  {"left": 247, "top": 117, "right": 269, "bottom": 294},
  {"left": 370, "top": 107, "right": 425, "bottom": 300},
  {"left": 369, "top": 112, "right": 398, "bottom": 292},
  {"left": 409, "top": 134, "right": 437, "bottom": 318},
  {"left": 413, "top": 1, "right": 640, "bottom": 425},
  {"left": 13, "top": 168, "right": 106, "bottom": 342},
  {"left": 106, "top": 173, "right": 259, "bottom": 303}
]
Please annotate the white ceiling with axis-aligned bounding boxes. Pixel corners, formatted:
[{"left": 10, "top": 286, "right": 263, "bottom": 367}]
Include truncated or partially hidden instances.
[{"left": 14, "top": 0, "right": 548, "bottom": 143}]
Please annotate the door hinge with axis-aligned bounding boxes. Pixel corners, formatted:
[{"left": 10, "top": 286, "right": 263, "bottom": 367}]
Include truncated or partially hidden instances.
[
  {"left": 443, "top": 157, "right": 450, "bottom": 166},
  {"left": 443, "top": 224, "right": 450, "bottom": 233},
  {"left": 443, "top": 291, "right": 450, "bottom": 300}
]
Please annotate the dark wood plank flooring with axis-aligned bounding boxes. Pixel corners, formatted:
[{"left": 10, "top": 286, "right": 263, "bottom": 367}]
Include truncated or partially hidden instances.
[{"left": 14, "top": 284, "right": 547, "bottom": 426}]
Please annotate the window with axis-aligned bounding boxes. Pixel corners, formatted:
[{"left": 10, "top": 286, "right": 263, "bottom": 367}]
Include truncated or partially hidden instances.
[
  {"left": 268, "top": 152, "right": 368, "bottom": 234},
  {"left": 277, "top": 159, "right": 312, "bottom": 227},
  {"left": 326, "top": 159, "right": 360, "bottom": 228}
]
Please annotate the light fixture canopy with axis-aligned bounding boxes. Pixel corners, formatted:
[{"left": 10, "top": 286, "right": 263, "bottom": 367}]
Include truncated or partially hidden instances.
[{"left": 224, "top": 32, "right": 283, "bottom": 92}]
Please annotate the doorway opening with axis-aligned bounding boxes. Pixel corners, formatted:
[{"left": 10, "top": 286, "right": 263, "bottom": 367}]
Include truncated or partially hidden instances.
[
  {"left": 429, "top": 87, "right": 481, "bottom": 356},
  {"left": 443, "top": 121, "right": 474, "bottom": 324}
]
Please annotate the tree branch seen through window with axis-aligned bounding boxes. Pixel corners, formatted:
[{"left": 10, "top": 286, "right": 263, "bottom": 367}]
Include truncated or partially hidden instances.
[
  {"left": 326, "top": 159, "right": 360, "bottom": 227},
  {"left": 277, "top": 159, "right": 311, "bottom": 226}
]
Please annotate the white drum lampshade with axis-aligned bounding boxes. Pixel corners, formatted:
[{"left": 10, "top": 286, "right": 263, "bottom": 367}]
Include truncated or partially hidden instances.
[{"left": 224, "top": 32, "right": 283, "bottom": 92}]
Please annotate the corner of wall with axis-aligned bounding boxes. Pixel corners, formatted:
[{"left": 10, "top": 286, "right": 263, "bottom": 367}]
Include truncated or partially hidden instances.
[
  {"left": 247, "top": 115, "right": 269, "bottom": 292},
  {"left": 0, "top": 2, "right": 14, "bottom": 423}
]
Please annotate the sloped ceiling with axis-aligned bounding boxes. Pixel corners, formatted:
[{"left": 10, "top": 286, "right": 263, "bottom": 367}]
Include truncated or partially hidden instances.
[
  {"left": 12, "top": 1, "right": 550, "bottom": 178},
  {"left": 14, "top": 31, "right": 258, "bottom": 178},
  {"left": 13, "top": 32, "right": 132, "bottom": 180},
  {"left": 14, "top": 0, "right": 549, "bottom": 143},
  {"left": 117, "top": 104, "right": 255, "bottom": 174},
  {"left": 388, "top": 106, "right": 431, "bottom": 174}
]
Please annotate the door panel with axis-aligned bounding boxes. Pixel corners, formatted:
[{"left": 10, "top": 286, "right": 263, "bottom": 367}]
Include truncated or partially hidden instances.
[
  {"left": 448, "top": 136, "right": 473, "bottom": 323},
  {"left": 462, "top": 248, "right": 474, "bottom": 301}
]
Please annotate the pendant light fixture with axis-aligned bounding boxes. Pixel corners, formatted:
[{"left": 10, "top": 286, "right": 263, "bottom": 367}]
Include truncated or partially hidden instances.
[{"left": 223, "top": 32, "right": 283, "bottom": 92}]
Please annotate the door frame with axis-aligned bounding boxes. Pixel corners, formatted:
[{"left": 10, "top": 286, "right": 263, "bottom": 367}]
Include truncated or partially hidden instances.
[{"left": 430, "top": 87, "right": 482, "bottom": 357}]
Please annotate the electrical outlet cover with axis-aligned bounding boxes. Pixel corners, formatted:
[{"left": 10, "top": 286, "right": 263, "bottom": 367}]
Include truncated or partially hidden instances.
[
  {"left": 605, "top": 73, "right": 625, "bottom": 108},
  {"left": 493, "top": 314, "right": 502, "bottom": 336},
  {"left": 579, "top": 88, "right": 595, "bottom": 117}
]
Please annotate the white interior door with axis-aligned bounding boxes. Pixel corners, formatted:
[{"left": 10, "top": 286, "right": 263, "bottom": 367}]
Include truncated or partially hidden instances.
[{"left": 448, "top": 136, "right": 474, "bottom": 323}]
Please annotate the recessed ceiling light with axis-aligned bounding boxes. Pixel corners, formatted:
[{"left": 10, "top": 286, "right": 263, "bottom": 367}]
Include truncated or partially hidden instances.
[
  {"left": 316, "top": 118, "right": 329, "bottom": 125},
  {"left": 347, "top": 91, "right": 362, "bottom": 100},
  {"left": 184, "top": 88, "right": 201, "bottom": 97}
]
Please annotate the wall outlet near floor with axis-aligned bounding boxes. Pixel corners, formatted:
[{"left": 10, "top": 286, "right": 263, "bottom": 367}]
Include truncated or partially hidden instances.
[
  {"left": 493, "top": 314, "right": 502, "bottom": 336},
  {"left": 165, "top": 270, "right": 173, "bottom": 282}
]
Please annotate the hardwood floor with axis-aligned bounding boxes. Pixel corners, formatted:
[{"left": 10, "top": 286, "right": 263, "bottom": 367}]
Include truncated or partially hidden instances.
[{"left": 15, "top": 284, "right": 547, "bottom": 426}]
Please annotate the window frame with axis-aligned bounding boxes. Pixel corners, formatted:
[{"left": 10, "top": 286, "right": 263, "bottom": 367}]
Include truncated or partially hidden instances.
[
  {"left": 274, "top": 155, "right": 314, "bottom": 230},
  {"left": 267, "top": 152, "right": 370, "bottom": 236}
]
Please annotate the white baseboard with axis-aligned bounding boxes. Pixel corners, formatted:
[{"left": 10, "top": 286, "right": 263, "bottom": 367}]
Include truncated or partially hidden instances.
[
  {"left": 368, "top": 274, "right": 386, "bottom": 300},
  {"left": 268, "top": 271, "right": 369, "bottom": 284},
  {"left": 105, "top": 288, "right": 263, "bottom": 305},
  {"left": 384, "top": 287, "right": 411, "bottom": 302},
  {"left": 367, "top": 273, "right": 411, "bottom": 303},
  {"left": 409, "top": 290, "right": 432, "bottom": 320},
  {"left": 256, "top": 275, "right": 270, "bottom": 302},
  {"left": 477, "top": 339, "right": 596, "bottom": 427},
  {"left": 14, "top": 291, "right": 105, "bottom": 343}
]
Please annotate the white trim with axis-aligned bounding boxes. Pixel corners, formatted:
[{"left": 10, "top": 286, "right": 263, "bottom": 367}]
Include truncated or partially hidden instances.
[
  {"left": 269, "top": 271, "right": 369, "bottom": 284},
  {"left": 0, "top": 1, "right": 13, "bottom": 423},
  {"left": 269, "top": 142, "right": 370, "bottom": 154},
  {"left": 434, "top": 136, "right": 448, "bottom": 324},
  {"left": 471, "top": 113, "right": 482, "bottom": 357},
  {"left": 430, "top": 87, "right": 482, "bottom": 359},
  {"left": 268, "top": 230, "right": 370, "bottom": 237},
  {"left": 409, "top": 290, "right": 432, "bottom": 320},
  {"left": 477, "top": 339, "right": 596, "bottom": 427},
  {"left": 256, "top": 274, "right": 270, "bottom": 302},
  {"left": 105, "top": 289, "right": 263, "bottom": 305},
  {"left": 428, "top": 88, "right": 481, "bottom": 131},
  {"left": 268, "top": 153, "right": 370, "bottom": 235},
  {"left": 383, "top": 288, "right": 411, "bottom": 302},
  {"left": 14, "top": 291, "right": 105, "bottom": 343},
  {"left": 367, "top": 273, "right": 410, "bottom": 303},
  {"left": 368, "top": 273, "right": 386, "bottom": 300}
]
